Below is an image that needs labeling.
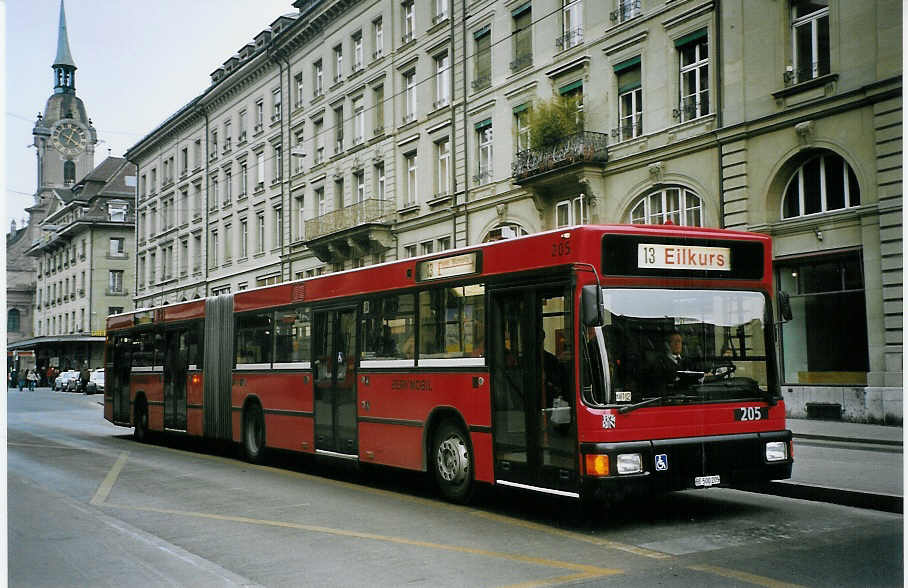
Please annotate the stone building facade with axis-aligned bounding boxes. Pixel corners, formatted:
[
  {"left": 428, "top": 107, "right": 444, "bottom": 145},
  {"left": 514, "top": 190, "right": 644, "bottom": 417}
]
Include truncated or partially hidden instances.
[{"left": 128, "top": 0, "right": 901, "bottom": 422}]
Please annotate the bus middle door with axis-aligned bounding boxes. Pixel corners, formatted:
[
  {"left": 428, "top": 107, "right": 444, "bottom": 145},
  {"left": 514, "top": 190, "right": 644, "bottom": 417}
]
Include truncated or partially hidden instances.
[
  {"left": 163, "top": 329, "right": 188, "bottom": 431},
  {"left": 313, "top": 308, "right": 358, "bottom": 456}
]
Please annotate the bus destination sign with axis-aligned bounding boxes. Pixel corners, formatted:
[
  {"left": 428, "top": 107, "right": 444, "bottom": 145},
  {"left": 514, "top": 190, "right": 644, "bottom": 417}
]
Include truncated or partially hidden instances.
[
  {"left": 417, "top": 251, "right": 480, "bottom": 281},
  {"left": 638, "top": 243, "right": 731, "bottom": 272}
]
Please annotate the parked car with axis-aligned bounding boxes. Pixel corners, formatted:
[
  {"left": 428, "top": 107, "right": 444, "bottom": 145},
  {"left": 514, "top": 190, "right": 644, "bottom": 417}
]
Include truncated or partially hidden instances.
[
  {"left": 53, "top": 370, "right": 78, "bottom": 391},
  {"left": 86, "top": 368, "right": 104, "bottom": 394},
  {"left": 65, "top": 373, "right": 81, "bottom": 392}
]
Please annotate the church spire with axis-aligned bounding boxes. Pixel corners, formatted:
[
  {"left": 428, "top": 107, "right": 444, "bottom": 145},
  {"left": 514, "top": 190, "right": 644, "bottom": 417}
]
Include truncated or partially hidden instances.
[{"left": 52, "top": 0, "right": 77, "bottom": 94}]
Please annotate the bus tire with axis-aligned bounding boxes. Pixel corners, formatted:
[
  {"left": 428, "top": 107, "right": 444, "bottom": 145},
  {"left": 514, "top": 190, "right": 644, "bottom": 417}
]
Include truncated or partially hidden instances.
[
  {"left": 432, "top": 420, "right": 474, "bottom": 503},
  {"left": 243, "top": 402, "right": 266, "bottom": 464},
  {"left": 134, "top": 399, "right": 149, "bottom": 443}
]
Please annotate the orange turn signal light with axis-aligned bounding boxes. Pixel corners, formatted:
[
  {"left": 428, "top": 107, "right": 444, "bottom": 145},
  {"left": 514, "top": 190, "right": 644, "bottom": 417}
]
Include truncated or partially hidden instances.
[
  {"left": 585, "top": 454, "right": 610, "bottom": 477},
  {"left": 191, "top": 374, "right": 201, "bottom": 385}
]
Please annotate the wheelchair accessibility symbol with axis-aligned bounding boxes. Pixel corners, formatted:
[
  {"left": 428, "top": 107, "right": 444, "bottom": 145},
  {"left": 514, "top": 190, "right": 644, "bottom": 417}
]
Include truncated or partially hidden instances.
[{"left": 655, "top": 454, "right": 668, "bottom": 471}]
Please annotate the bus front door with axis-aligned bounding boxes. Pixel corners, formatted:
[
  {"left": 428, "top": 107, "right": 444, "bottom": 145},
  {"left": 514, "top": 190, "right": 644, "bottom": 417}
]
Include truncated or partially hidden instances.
[
  {"left": 313, "top": 308, "right": 358, "bottom": 456},
  {"left": 491, "top": 287, "right": 577, "bottom": 496},
  {"left": 163, "top": 329, "right": 188, "bottom": 431}
]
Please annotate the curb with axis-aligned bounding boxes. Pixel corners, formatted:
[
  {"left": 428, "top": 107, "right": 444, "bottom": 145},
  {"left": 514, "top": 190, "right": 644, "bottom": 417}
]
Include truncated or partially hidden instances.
[
  {"left": 793, "top": 433, "right": 903, "bottom": 448},
  {"left": 742, "top": 481, "right": 903, "bottom": 514}
]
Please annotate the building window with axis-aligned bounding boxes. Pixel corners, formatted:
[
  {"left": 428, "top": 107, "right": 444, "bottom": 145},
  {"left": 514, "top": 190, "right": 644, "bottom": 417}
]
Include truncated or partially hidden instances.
[
  {"left": 295, "top": 197, "right": 305, "bottom": 241},
  {"left": 223, "top": 121, "right": 232, "bottom": 151},
  {"left": 616, "top": 57, "right": 642, "bottom": 140},
  {"left": 313, "top": 60, "right": 324, "bottom": 97},
  {"left": 404, "top": 244, "right": 417, "bottom": 258},
  {"left": 210, "top": 230, "right": 219, "bottom": 268},
  {"left": 372, "top": 18, "right": 384, "bottom": 59},
  {"left": 294, "top": 73, "right": 304, "bottom": 108},
  {"left": 240, "top": 219, "right": 248, "bottom": 258},
  {"left": 483, "top": 223, "right": 527, "bottom": 242},
  {"left": 108, "top": 202, "right": 128, "bottom": 221},
  {"left": 777, "top": 251, "right": 868, "bottom": 384},
  {"left": 274, "top": 145, "right": 283, "bottom": 182},
  {"left": 273, "top": 206, "right": 283, "bottom": 248},
  {"left": 402, "top": 0, "right": 415, "bottom": 43},
  {"left": 514, "top": 104, "right": 531, "bottom": 152},
  {"left": 109, "top": 237, "right": 125, "bottom": 257},
  {"left": 630, "top": 187, "right": 702, "bottom": 226},
  {"left": 437, "top": 236, "right": 451, "bottom": 251},
  {"left": 559, "top": 0, "right": 583, "bottom": 50},
  {"left": 8, "top": 309, "right": 20, "bottom": 332},
  {"left": 334, "top": 105, "right": 344, "bottom": 153},
  {"left": 180, "top": 239, "right": 188, "bottom": 275},
  {"left": 314, "top": 119, "right": 324, "bottom": 164},
  {"left": 403, "top": 70, "right": 416, "bottom": 123},
  {"left": 109, "top": 270, "right": 124, "bottom": 294},
  {"left": 333, "top": 45, "right": 343, "bottom": 83},
  {"left": 334, "top": 178, "right": 344, "bottom": 211},
  {"left": 434, "top": 0, "right": 448, "bottom": 22},
  {"left": 676, "top": 30, "right": 709, "bottom": 122},
  {"left": 256, "top": 152, "right": 265, "bottom": 188},
  {"left": 354, "top": 171, "right": 365, "bottom": 203},
  {"left": 511, "top": 4, "right": 532, "bottom": 72},
  {"left": 375, "top": 163, "right": 385, "bottom": 201},
  {"left": 272, "top": 88, "right": 282, "bottom": 122},
  {"left": 434, "top": 50, "right": 450, "bottom": 108},
  {"left": 405, "top": 152, "right": 418, "bottom": 206},
  {"left": 614, "top": 0, "right": 641, "bottom": 23},
  {"left": 420, "top": 240, "right": 434, "bottom": 256},
  {"left": 193, "top": 235, "right": 201, "bottom": 273},
  {"left": 781, "top": 151, "right": 860, "bottom": 218},
  {"left": 353, "top": 97, "right": 365, "bottom": 144},
  {"left": 316, "top": 187, "right": 326, "bottom": 216},
  {"left": 225, "top": 170, "right": 233, "bottom": 204},
  {"left": 352, "top": 32, "right": 364, "bottom": 71},
  {"left": 556, "top": 196, "right": 587, "bottom": 227},
  {"left": 210, "top": 177, "right": 219, "bottom": 209},
  {"left": 475, "top": 120, "right": 493, "bottom": 185},
  {"left": 64, "top": 161, "right": 76, "bottom": 185},
  {"left": 435, "top": 138, "right": 450, "bottom": 196},
  {"left": 791, "top": 0, "right": 829, "bottom": 84},
  {"left": 255, "top": 100, "right": 264, "bottom": 131},
  {"left": 472, "top": 27, "right": 491, "bottom": 91},
  {"left": 239, "top": 163, "right": 248, "bottom": 196},
  {"left": 373, "top": 84, "right": 385, "bottom": 133},
  {"left": 257, "top": 212, "right": 266, "bottom": 253}
]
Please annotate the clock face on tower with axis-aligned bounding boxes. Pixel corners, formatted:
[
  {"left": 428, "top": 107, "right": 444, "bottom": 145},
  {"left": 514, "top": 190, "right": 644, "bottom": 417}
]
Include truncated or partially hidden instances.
[{"left": 51, "top": 121, "right": 88, "bottom": 156}]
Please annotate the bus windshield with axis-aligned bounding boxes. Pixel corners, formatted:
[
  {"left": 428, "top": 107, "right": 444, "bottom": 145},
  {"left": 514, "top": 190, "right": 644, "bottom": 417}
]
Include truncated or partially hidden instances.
[{"left": 583, "top": 289, "right": 774, "bottom": 406}]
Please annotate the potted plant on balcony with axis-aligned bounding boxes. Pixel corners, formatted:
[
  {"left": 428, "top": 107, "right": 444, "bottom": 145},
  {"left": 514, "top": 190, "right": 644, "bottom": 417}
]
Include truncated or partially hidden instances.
[{"left": 528, "top": 94, "right": 583, "bottom": 150}]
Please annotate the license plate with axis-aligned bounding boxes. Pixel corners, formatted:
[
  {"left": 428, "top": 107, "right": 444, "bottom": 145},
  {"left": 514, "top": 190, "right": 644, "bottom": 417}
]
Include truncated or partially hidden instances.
[
  {"left": 735, "top": 406, "right": 769, "bottom": 421},
  {"left": 694, "top": 475, "right": 721, "bottom": 487}
]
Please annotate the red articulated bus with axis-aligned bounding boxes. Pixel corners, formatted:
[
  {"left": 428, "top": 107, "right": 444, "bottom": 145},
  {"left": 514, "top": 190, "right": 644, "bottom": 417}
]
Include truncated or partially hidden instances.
[{"left": 104, "top": 224, "right": 793, "bottom": 503}]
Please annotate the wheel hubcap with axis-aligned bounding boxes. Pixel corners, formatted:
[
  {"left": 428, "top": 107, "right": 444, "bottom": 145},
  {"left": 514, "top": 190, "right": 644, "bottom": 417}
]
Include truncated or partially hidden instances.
[{"left": 436, "top": 435, "right": 469, "bottom": 484}]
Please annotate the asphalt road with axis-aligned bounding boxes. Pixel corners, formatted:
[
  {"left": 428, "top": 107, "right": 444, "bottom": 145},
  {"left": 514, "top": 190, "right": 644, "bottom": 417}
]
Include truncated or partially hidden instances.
[{"left": 8, "top": 388, "right": 904, "bottom": 587}]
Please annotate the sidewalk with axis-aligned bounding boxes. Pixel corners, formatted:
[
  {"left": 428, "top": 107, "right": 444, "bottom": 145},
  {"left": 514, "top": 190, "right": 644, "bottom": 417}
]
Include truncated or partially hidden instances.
[{"left": 753, "top": 417, "right": 904, "bottom": 513}]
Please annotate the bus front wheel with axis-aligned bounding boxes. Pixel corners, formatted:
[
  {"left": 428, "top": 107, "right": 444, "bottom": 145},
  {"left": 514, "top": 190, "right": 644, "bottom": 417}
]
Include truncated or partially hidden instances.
[
  {"left": 432, "top": 420, "right": 474, "bottom": 503},
  {"left": 243, "top": 403, "right": 266, "bottom": 463}
]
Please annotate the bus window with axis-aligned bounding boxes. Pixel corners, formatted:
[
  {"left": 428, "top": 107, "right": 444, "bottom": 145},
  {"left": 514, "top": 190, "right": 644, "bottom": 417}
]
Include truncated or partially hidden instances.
[
  {"left": 361, "top": 294, "right": 415, "bottom": 362},
  {"left": 132, "top": 331, "right": 155, "bottom": 368},
  {"left": 418, "top": 284, "right": 485, "bottom": 359},
  {"left": 236, "top": 312, "right": 273, "bottom": 365},
  {"left": 274, "top": 307, "right": 311, "bottom": 364},
  {"left": 187, "top": 324, "right": 203, "bottom": 370}
]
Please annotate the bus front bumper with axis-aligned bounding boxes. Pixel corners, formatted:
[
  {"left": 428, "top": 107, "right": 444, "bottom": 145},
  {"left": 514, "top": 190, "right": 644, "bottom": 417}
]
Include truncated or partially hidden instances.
[{"left": 580, "top": 430, "right": 793, "bottom": 503}]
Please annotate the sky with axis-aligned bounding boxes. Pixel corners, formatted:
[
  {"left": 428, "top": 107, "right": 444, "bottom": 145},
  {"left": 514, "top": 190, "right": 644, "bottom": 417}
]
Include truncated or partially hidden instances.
[{"left": 4, "top": 0, "right": 299, "bottom": 230}]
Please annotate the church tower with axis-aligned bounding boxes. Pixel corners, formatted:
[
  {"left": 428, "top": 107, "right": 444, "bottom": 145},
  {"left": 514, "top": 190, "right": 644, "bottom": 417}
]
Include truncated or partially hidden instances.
[{"left": 32, "top": 0, "right": 96, "bottom": 195}]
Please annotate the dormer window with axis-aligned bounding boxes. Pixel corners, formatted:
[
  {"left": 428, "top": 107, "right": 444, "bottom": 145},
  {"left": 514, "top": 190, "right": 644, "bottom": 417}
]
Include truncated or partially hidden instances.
[{"left": 108, "top": 202, "right": 128, "bottom": 222}]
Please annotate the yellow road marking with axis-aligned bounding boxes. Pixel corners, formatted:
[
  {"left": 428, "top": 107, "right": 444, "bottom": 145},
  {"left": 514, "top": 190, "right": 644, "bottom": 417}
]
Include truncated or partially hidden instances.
[
  {"left": 104, "top": 502, "right": 622, "bottom": 578},
  {"left": 471, "top": 511, "right": 672, "bottom": 560},
  {"left": 91, "top": 451, "right": 129, "bottom": 505},
  {"left": 8, "top": 442, "right": 83, "bottom": 450},
  {"left": 688, "top": 564, "right": 809, "bottom": 588},
  {"left": 502, "top": 572, "right": 606, "bottom": 587}
]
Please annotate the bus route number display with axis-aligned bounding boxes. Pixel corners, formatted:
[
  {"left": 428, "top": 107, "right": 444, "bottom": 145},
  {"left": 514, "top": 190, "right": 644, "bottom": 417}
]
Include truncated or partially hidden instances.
[{"left": 638, "top": 243, "right": 731, "bottom": 272}]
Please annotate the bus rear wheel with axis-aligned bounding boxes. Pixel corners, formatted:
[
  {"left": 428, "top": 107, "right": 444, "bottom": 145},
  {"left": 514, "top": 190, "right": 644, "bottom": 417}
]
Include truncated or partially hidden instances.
[
  {"left": 134, "top": 400, "right": 149, "bottom": 443},
  {"left": 432, "top": 420, "right": 474, "bottom": 503},
  {"left": 243, "top": 403, "right": 266, "bottom": 463}
]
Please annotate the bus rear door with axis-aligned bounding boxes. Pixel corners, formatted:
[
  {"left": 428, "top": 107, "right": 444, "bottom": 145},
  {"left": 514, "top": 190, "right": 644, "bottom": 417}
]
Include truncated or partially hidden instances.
[
  {"left": 490, "top": 285, "right": 578, "bottom": 496},
  {"left": 163, "top": 328, "right": 188, "bottom": 431}
]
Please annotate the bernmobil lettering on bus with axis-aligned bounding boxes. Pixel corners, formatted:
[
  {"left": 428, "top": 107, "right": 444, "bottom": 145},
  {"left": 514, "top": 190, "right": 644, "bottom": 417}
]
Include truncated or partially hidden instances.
[{"left": 638, "top": 243, "right": 731, "bottom": 271}]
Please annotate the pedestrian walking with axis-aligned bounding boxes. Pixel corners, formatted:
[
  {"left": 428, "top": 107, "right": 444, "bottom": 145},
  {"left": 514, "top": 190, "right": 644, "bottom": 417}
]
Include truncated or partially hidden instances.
[
  {"left": 27, "top": 369, "right": 38, "bottom": 391},
  {"left": 79, "top": 364, "right": 90, "bottom": 394},
  {"left": 18, "top": 368, "right": 26, "bottom": 391}
]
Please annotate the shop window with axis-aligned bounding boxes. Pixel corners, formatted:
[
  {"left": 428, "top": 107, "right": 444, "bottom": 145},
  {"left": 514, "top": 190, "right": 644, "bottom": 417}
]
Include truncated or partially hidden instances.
[{"left": 776, "top": 250, "right": 868, "bottom": 384}]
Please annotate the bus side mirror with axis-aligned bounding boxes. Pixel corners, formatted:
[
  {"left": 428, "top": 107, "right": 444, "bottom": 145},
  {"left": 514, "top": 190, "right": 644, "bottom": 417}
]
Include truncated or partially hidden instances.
[
  {"left": 582, "top": 285, "right": 603, "bottom": 327},
  {"left": 778, "top": 290, "right": 793, "bottom": 322}
]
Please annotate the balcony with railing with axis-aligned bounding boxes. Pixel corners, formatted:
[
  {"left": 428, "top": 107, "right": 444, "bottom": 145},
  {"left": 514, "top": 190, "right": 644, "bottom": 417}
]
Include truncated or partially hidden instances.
[
  {"left": 303, "top": 198, "right": 393, "bottom": 263},
  {"left": 511, "top": 131, "right": 608, "bottom": 184}
]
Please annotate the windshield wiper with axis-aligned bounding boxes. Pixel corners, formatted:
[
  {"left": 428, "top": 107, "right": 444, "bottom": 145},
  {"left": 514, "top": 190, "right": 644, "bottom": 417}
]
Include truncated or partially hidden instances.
[{"left": 618, "top": 394, "right": 699, "bottom": 414}]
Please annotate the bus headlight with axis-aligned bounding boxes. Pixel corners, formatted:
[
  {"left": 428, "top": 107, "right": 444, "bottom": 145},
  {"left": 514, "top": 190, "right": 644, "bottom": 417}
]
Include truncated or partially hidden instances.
[
  {"left": 617, "top": 453, "right": 643, "bottom": 474},
  {"left": 765, "top": 441, "right": 788, "bottom": 462}
]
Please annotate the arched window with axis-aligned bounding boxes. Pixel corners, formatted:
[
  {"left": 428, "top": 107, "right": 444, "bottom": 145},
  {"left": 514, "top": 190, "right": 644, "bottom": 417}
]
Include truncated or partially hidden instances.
[
  {"left": 629, "top": 187, "right": 702, "bottom": 226},
  {"left": 782, "top": 151, "right": 860, "bottom": 218},
  {"left": 482, "top": 223, "right": 528, "bottom": 243},
  {"left": 8, "top": 309, "right": 20, "bottom": 332},
  {"left": 64, "top": 161, "right": 76, "bottom": 185}
]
